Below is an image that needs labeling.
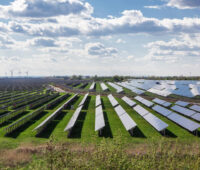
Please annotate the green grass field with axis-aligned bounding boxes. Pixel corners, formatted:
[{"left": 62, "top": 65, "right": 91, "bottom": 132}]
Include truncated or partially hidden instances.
[
  {"left": 0, "top": 92, "right": 200, "bottom": 169},
  {"left": 0, "top": 93, "right": 199, "bottom": 148}
]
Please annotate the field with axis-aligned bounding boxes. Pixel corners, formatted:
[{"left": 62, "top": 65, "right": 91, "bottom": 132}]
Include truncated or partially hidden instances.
[{"left": 0, "top": 79, "right": 200, "bottom": 169}]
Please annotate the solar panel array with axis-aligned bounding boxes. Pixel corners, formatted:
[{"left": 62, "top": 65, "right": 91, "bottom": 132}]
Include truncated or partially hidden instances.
[
  {"left": 152, "top": 105, "right": 172, "bottom": 117},
  {"left": 95, "top": 95, "right": 105, "bottom": 133},
  {"left": 108, "top": 82, "right": 123, "bottom": 93},
  {"left": 64, "top": 93, "right": 88, "bottom": 134},
  {"left": 117, "top": 82, "right": 145, "bottom": 94},
  {"left": 152, "top": 98, "right": 171, "bottom": 107},
  {"left": 114, "top": 105, "right": 137, "bottom": 132},
  {"left": 171, "top": 105, "right": 200, "bottom": 121},
  {"left": 89, "top": 82, "right": 95, "bottom": 91},
  {"left": 134, "top": 96, "right": 154, "bottom": 107},
  {"left": 78, "top": 93, "right": 89, "bottom": 107},
  {"left": 34, "top": 94, "right": 78, "bottom": 134},
  {"left": 121, "top": 96, "right": 136, "bottom": 107},
  {"left": 171, "top": 105, "right": 196, "bottom": 117},
  {"left": 121, "top": 79, "right": 200, "bottom": 98},
  {"left": 64, "top": 105, "right": 83, "bottom": 132},
  {"left": 107, "top": 94, "right": 119, "bottom": 107},
  {"left": 100, "top": 82, "right": 109, "bottom": 91},
  {"left": 167, "top": 113, "right": 200, "bottom": 132},
  {"left": 107, "top": 94, "right": 137, "bottom": 134},
  {"left": 95, "top": 95, "right": 101, "bottom": 107},
  {"left": 133, "top": 105, "right": 168, "bottom": 132},
  {"left": 95, "top": 105, "right": 105, "bottom": 132},
  {"left": 175, "top": 101, "right": 189, "bottom": 107},
  {"left": 190, "top": 105, "right": 200, "bottom": 112},
  {"left": 152, "top": 105, "right": 200, "bottom": 132},
  {"left": 133, "top": 105, "right": 149, "bottom": 117}
]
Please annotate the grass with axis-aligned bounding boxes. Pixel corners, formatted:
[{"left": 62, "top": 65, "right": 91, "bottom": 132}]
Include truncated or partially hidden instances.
[
  {"left": 0, "top": 92, "right": 199, "bottom": 169},
  {"left": 0, "top": 93, "right": 199, "bottom": 144}
]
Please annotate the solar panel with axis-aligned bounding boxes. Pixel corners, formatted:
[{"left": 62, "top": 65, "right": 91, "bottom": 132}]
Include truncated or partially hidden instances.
[
  {"left": 167, "top": 113, "right": 200, "bottom": 132},
  {"left": 133, "top": 105, "right": 149, "bottom": 117},
  {"left": 117, "top": 82, "right": 145, "bottom": 94},
  {"left": 191, "top": 113, "right": 200, "bottom": 121},
  {"left": 114, "top": 105, "right": 126, "bottom": 117},
  {"left": 95, "top": 114, "right": 105, "bottom": 131},
  {"left": 119, "top": 113, "right": 137, "bottom": 131},
  {"left": 171, "top": 105, "right": 196, "bottom": 117},
  {"left": 96, "top": 105, "right": 103, "bottom": 117},
  {"left": 96, "top": 95, "right": 101, "bottom": 107},
  {"left": 153, "top": 98, "right": 171, "bottom": 107},
  {"left": 175, "top": 101, "right": 189, "bottom": 107},
  {"left": 107, "top": 94, "right": 119, "bottom": 107},
  {"left": 153, "top": 98, "right": 165, "bottom": 105},
  {"left": 190, "top": 105, "right": 200, "bottom": 112},
  {"left": 143, "top": 113, "right": 168, "bottom": 132},
  {"left": 95, "top": 105, "right": 105, "bottom": 131},
  {"left": 108, "top": 82, "right": 123, "bottom": 93},
  {"left": 134, "top": 96, "right": 154, "bottom": 107},
  {"left": 100, "top": 83, "right": 109, "bottom": 91},
  {"left": 34, "top": 94, "right": 78, "bottom": 134},
  {"left": 162, "top": 102, "right": 171, "bottom": 107},
  {"left": 122, "top": 96, "right": 136, "bottom": 107},
  {"left": 152, "top": 105, "right": 172, "bottom": 117},
  {"left": 134, "top": 96, "right": 143, "bottom": 102},
  {"left": 89, "top": 82, "right": 95, "bottom": 90},
  {"left": 64, "top": 105, "right": 83, "bottom": 131},
  {"left": 78, "top": 93, "right": 89, "bottom": 107}
]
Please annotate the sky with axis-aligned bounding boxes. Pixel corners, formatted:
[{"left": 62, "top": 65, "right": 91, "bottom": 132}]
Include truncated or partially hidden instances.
[{"left": 0, "top": 0, "right": 200, "bottom": 77}]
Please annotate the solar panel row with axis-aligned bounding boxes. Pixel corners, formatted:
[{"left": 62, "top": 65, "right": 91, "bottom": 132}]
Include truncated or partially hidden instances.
[
  {"left": 134, "top": 96, "right": 154, "bottom": 107},
  {"left": 100, "top": 82, "right": 109, "bottom": 91},
  {"left": 190, "top": 105, "right": 200, "bottom": 112},
  {"left": 95, "top": 95, "right": 105, "bottom": 133},
  {"left": 64, "top": 93, "right": 88, "bottom": 136},
  {"left": 152, "top": 105, "right": 200, "bottom": 132},
  {"left": 121, "top": 96, "right": 136, "bottom": 107},
  {"left": 107, "top": 94, "right": 119, "bottom": 107},
  {"left": 108, "top": 94, "right": 137, "bottom": 134},
  {"left": 152, "top": 98, "right": 171, "bottom": 107},
  {"left": 108, "top": 82, "right": 123, "bottom": 93},
  {"left": 34, "top": 94, "right": 78, "bottom": 134},
  {"left": 175, "top": 101, "right": 189, "bottom": 107},
  {"left": 171, "top": 105, "right": 200, "bottom": 121},
  {"left": 133, "top": 105, "right": 168, "bottom": 132},
  {"left": 89, "top": 82, "right": 95, "bottom": 91}
]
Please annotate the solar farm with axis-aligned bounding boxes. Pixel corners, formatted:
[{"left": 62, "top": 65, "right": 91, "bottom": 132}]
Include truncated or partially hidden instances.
[
  {"left": 0, "top": 78, "right": 199, "bottom": 142},
  {"left": 0, "top": 78, "right": 200, "bottom": 169}
]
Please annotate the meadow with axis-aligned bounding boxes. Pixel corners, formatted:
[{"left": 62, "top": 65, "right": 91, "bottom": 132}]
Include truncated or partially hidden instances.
[{"left": 0, "top": 82, "right": 199, "bottom": 169}]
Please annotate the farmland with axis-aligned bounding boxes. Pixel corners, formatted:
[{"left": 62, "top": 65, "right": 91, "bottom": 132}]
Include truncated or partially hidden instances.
[{"left": 0, "top": 78, "right": 200, "bottom": 169}]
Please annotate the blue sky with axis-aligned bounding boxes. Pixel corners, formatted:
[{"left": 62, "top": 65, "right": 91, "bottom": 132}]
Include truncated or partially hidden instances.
[{"left": 0, "top": 0, "right": 200, "bottom": 76}]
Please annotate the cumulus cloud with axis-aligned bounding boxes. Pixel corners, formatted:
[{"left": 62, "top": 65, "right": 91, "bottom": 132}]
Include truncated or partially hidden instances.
[
  {"left": 0, "top": 6, "right": 199, "bottom": 38},
  {"left": 145, "top": 34, "right": 200, "bottom": 62},
  {"left": 0, "top": 0, "right": 93, "bottom": 18},
  {"left": 144, "top": 6, "right": 161, "bottom": 9},
  {"left": 85, "top": 42, "right": 118, "bottom": 57},
  {"left": 28, "top": 37, "right": 57, "bottom": 47},
  {"left": 167, "top": 0, "right": 200, "bottom": 9},
  {"left": 116, "top": 38, "right": 126, "bottom": 44}
]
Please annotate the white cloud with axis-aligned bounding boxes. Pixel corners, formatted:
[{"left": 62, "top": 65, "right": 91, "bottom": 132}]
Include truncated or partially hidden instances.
[
  {"left": 145, "top": 33, "right": 200, "bottom": 63},
  {"left": 116, "top": 38, "right": 126, "bottom": 44},
  {"left": 167, "top": 0, "right": 200, "bottom": 9},
  {"left": 85, "top": 42, "right": 118, "bottom": 57},
  {"left": 0, "top": 0, "right": 93, "bottom": 18},
  {"left": 0, "top": 7, "right": 199, "bottom": 39},
  {"left": 144, "top": 5, "right": 161, "bottom": 9}
]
